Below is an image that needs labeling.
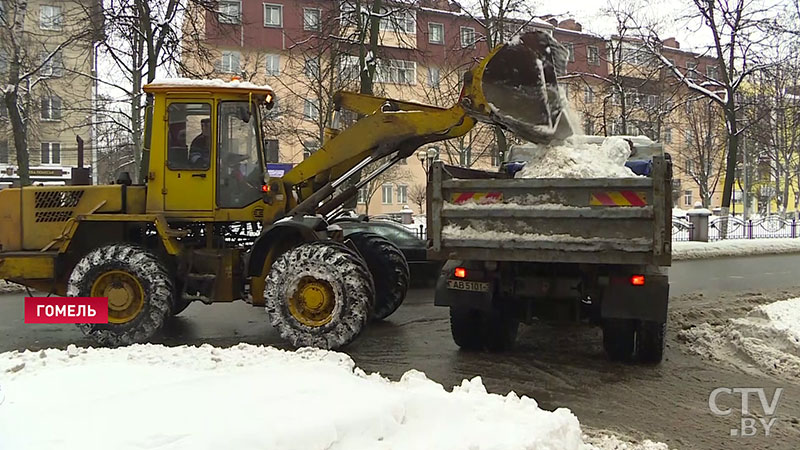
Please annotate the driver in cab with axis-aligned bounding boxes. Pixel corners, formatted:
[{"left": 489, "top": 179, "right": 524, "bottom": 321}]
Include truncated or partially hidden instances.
[{"left": 189, "top": 118, "right": 211, "bottom": 168}]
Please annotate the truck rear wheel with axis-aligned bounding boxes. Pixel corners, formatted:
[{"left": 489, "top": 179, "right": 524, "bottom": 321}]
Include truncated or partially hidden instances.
[
  {"left": 265, "top": 241, "right": 374, "bottom": 349},
  {"left": 347, "top": 232, "right": 409, "bottom": 320},
  {"left": 602, "top": 318, "right": 636, "bottom": 361},
  {"left": 636, "top": 320, "right": 666, "bottom": 363},
  {"left": 450, "top": 307, "right": 519, "bottom": 352},
  {"left": 67, "top": 244, "right": 173, "bottom": 346}
]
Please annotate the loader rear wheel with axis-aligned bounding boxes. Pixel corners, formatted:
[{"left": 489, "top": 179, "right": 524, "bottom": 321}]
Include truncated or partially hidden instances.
[
  {"left": 67, "top": 244, "right": 172, "bottom": 346},
  {"left": 265, "top": 241, "right": 374, "bottom": 349},
  {"left": 347, "top": 232, "right": 409, "bottom": 320}
]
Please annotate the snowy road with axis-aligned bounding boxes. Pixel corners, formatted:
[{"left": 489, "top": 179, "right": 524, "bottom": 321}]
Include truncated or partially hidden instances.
[{"left": 2, "top": 255, "right": 800, "bottom": 448}]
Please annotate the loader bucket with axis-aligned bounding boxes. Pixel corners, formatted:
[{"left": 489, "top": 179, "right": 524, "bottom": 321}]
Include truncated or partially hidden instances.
[{"left": 480, "top": 31, "right": 574, "bottom": 144}]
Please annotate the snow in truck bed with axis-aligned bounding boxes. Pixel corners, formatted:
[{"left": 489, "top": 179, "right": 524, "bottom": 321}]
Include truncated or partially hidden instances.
[{"left": 512, "top": 136, "right": 639, "bottom": 179}]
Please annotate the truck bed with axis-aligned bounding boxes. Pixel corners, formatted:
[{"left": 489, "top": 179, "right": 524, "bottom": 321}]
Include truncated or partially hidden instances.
[{"left": 426, "top": 157, "right": 672, "bottom": 266}]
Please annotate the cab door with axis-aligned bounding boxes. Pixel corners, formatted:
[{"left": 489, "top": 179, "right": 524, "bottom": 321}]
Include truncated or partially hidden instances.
[{"left": 163, "top": 101, "right": 214, "bottom": 212}]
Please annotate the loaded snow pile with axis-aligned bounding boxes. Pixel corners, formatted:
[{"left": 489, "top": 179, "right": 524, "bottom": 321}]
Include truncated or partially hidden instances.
[
  {"left": 679, "top": 297, "right": 800, "bottom": 380},
  {"left": 0, "top": 344, "right": 590, "bottom": 450},
  {"left": 513, "top": 136, "right": 638, "bottom": 179}
]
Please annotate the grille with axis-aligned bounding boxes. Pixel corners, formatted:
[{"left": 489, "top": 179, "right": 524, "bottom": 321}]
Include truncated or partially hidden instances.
[
  {"left": 35, "top": 190, "right": 84, "bottom": 208},
  {"left": 33, "top": 190, "right": 84, "bottom": 223}
]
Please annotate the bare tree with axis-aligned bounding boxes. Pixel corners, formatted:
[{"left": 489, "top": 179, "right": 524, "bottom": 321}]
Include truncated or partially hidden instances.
[
  {"left": 409, "top": 183, "right": 426, "bottom": 212},
  {"left": 677, "top": 99, "right": 726, "bottom": 207},
  {"left": 642, "top": 0, "right": 778, "bottom": 219},
  {"left": 0, "top": 0, "right": 99, "bottom": 185}
]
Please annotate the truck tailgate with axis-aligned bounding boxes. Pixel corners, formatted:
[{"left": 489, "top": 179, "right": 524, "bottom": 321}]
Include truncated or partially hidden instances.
[{"left": 427, "top": 158, "right": 671, "bottom": 266}]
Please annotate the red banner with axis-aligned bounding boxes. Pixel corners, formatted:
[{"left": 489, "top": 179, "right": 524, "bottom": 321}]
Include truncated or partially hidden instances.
[{"left": 24, "top": 297, "right": 109, "bottom": 324}]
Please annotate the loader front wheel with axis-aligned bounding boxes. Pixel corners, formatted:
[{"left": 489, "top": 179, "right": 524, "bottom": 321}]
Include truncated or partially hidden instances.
[
  {"left": 265, "top": 241, "right": 374, "bottom": 349},
  {"left": 347, "top": 232, "right": 409, "bottom": 320},
  {"left": 68, "top": 244, "right": 173, "bottom": 346}
]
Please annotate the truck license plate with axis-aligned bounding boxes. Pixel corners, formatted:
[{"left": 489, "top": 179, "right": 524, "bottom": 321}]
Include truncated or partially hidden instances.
[{"left": 447, "top": 279, "right": 489, "bottom": 292}]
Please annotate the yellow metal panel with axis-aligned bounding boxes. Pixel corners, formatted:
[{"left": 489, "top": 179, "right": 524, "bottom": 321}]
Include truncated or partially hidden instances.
[
  {"left": 0, "top": 188, "right": 22, "bottom": 251},
  {"left": 0, "top": 254, "right": 55, "bottom": 279},
  {"left": 163, "top": 99, "right": 215, "bottom": 212},
  {"left": 125, "top": 186, "right": 147, "bottom": 213}
]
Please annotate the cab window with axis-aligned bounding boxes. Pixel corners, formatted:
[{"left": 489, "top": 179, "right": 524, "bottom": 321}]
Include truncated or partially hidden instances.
[
  {"left": 167, "top": 103, "right": 211, "bottom": 170},
  {"left": 217, "top": 101, "right": 263, "bottom": 208}
]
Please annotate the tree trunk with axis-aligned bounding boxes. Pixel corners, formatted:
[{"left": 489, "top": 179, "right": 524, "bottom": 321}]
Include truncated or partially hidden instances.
[
  {"left": 360, "top": 0, "right": 382, "bottom": 95},
  {"left": 5, "top": 89, "right": 30, "bottom": 186}
]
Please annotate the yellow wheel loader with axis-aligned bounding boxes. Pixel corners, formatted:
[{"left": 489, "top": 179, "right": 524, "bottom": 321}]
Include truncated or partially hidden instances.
[{"left": 0, "top": 31, "right": 572, "bottom": 349}]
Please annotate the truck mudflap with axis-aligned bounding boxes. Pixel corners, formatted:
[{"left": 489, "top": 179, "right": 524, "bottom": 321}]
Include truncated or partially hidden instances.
[
  {"left": 434, "top": 260, "right": 494, "bottom": 311},
  {"left": 601, "top": 273, "right": 669, "bottom": 323}
]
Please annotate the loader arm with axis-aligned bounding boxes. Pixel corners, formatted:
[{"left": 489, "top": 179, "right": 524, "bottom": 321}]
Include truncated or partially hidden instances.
[{"left": 266, "top": 30, "right": 572, "bottom": 219}]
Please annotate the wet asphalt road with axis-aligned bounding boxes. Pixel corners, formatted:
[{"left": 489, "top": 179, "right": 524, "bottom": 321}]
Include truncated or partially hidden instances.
[{"left": 2, "top": 254, "right": 800, "bottom": 449}]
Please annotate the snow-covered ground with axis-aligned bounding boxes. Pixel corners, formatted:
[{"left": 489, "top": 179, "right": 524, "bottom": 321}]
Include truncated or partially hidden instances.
[
  {"left": 0, "top": 344, "right": 666, "bottom": 450},
  {"left": 679, "top": 297, "right": 800, "bottom": 381},
  {"left": 672, "top": 238, "right": 800, "bottom": 260},
  {"left": 0, "top": 281, "right": 24, "bottom": 294}
]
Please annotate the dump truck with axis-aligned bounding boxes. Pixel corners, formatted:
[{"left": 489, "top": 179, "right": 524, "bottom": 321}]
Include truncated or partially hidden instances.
[
  {"left": 428, "top": 137, "right": 672, "bottom": 363},
  {"left": 0, "top": 31, "right": 570, "bottom": 349}
]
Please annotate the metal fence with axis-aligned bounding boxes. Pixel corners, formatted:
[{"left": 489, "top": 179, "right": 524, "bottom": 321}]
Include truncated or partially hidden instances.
[{"left": 672, "top": 215, "right": 800, "bottom": 241}]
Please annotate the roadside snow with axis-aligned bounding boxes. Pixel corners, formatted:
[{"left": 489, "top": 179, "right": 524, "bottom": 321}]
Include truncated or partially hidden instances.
[
  {"left": 679, "top": 297, "right": 800, "bottom": 381},
  {"left": 672, "top": 238, "right": 800, "bottom": 260},
  {"left": 0, "top": 281, "right": 24, "bottom": 294},
  {"left": 0, "top": 344, "right": 589, "bottom": 450},
  {"left": 583, "top": 432, "right": 669, "bottom": 450},
  {"left": 513, "top": 136, "right": 638, "bottom": 179}
]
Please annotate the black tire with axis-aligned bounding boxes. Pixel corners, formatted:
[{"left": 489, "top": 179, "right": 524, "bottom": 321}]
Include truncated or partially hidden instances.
[
  {"left": 450, "top": 307, "right": 483, "bottom": 350},
  {"left": 482, "top": 309, "right": 520, "bottom": 352},
  {"left": 602, "top": 318, "right": 636, "bottom": 362},
  {"left": 347, "top": 232, "right": 410, "bottom": 320},
  {"left": 637, "top": 320, "right": 666, "bottom": 363},
  {"left": 265, "top": 241, "right": 374, "bottom": 349},
  {"left": 450, "top": 307, "right": 519, "bottom": 352},
  {"left": 67, "top": 244, "right": 173, "bottom": 346}
]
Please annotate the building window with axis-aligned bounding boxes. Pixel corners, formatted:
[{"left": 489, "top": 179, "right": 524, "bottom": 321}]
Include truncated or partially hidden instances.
[
  {"left": 357, "top": 187, "right": 367, "bottom": 204},
  {"left": 376, "top": 59, "right": 416, "bottom": 85},
  {"left": 686, "top": 61, "right": 698, "bottom": 80},
  {"left": 302, "top": 139, "right": 318, "bottom": 159},
  {"left": 219, "top": 51, "right": 240, "bottom": 74},
  {"left": 683, "top": 190, "right": 693, "bottom": 206},
  {"left": 382, "top": 184, "right": 393, "bottom": 204},
  {"left": 664, "top": 127, "right": 672, "bottom": 144},
  {"left": 304, "top": 57, "right": 320, "bottom": 79},
  {"left": 397, "top": 184, "right": 408, "bottom": 204},
  {"left": 491, "top": 148, "right": 501, "bottom": 166},
  {"left": 39, "top": 5, "right": 62, "bottom": 31},
  {"left": 40, "top": 51, "right": 64, "bottom": 77},
  {"left": 218, "top": 1, "right": 241, "bottom": 24},
  {"left": 263, "top": 3, "right": 283, "bottom": 28},
  {"left": 583, "top": 117, "right": 594, "bottom": 135},
  {"left": 685, "top": 158, "right": 695, "bottom": 174},
  {"left": 428, "top": 22, "right": 444, "bottom": 44},
  {"left": 427, "top": 67, "right": 440, "bottom": 88},
  {"left": 303, "top": 8, "right": 321, "bottom": 31},
  {"left": 685, "top": 129, "right": 694, "bottom": 146},
  {"left": 0, "top": 140, "right": 8, "bottom": 164},
  {"left": 706, "top": 65, "right": 718, "bottom": 81},
  {"left": 41, "top": 142, "right": 60, "bottom": 165},
  {"left": 265, "top": 53, "right": 280, "bottom": 76},
  {"left": 460, "top": 27, "right": 475, "bottom": 48},
  {"left": 564, "top": 42, "right": 575, "bottom": 62},
  {"left": 41, "top": 96, "right": 62, "bottom": 120},
  {"left": 303, "top": 99, "right": 319, "bottom": 121},
  {"left": 583, "top": 86, "right": 594, "bottom": 103},
  {"left": 588, "top": 46, "right": 600, "bottom": 65},
  {"left": 380, "top": 8, "right": 415, "bottom": 33},
  {"left": 0, "top": 99, "right": 7, "bottom": 119},
  {"left": 459, "top": 147, "right": 471, "bottom": 166}
]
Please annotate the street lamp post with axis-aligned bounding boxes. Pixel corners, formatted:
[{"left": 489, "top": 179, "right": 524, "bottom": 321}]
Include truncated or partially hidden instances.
[{"left": 417, "top": 146, "right": 438, "bottom": 174}]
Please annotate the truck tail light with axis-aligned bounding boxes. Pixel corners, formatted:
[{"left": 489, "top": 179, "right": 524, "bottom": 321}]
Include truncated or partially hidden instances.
[
  {"left": 454, "top": 267, "right": 467, "bottom": 279},
  {"left": 630, "top": 275, "right": 645, "bottom": 286}
]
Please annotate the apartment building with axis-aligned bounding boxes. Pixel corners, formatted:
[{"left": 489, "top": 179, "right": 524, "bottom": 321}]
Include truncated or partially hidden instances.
[
  {"left": 0, "top": 0, "right": 100, "bottom": 187},
  {"left": 189, "top": 0, "right": 724, "bottom": 214}
]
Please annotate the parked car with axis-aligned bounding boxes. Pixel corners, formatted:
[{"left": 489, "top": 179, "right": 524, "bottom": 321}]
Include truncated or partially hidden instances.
[{"left": 336, "top": 219, "right": 440, "bottom": 286}]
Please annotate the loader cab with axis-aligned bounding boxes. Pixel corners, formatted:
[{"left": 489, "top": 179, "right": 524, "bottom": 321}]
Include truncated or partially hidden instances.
[{"left": 142, "top": 80, "right": 275, "bottom": 219}]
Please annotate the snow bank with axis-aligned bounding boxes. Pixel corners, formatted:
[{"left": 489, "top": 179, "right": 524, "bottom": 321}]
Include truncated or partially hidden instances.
[
  {"left": 0, "top": 344, "right": 585, "bottom": 450},
  {"left": 679, "top": 297, "right": 800, "bottom": 380},
  {"left": 583, "top": 433, "right": 669, "bottom": 450},
  {"left": 0, "top": 281, "right": 24, "bottom": 294},
  {"left": 672, "top": 238, "right": 800, "bottom": 260},
  {"left": 512, "top": 136, "right": 638, "bottom": 179},
  {"left": 147, "top": 78, "right": 273, "bottom": 91}
]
